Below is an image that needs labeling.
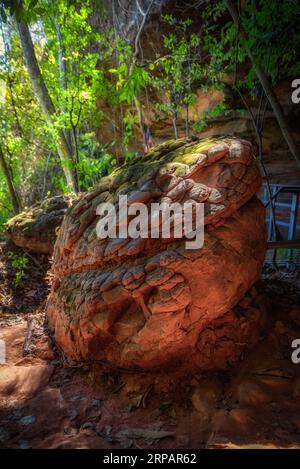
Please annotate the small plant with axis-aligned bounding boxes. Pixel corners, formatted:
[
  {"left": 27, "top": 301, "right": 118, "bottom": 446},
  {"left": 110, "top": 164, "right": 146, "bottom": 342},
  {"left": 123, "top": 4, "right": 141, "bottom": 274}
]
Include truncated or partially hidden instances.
[
  {"left": 153, "top": 16, "right": 202, "bottom": 139},
  {"left": 7, "top": 252, "right": 29, "bottom": 288},
  {"left": 192, "top": 100, "right": 228, "bottom": 133}
]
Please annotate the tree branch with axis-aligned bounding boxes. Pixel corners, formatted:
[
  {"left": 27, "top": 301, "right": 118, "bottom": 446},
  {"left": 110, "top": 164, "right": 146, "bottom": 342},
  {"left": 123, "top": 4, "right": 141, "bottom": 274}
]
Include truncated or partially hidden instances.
[{"left": 225, "top": 0, "right": 300, "bottom": 168}]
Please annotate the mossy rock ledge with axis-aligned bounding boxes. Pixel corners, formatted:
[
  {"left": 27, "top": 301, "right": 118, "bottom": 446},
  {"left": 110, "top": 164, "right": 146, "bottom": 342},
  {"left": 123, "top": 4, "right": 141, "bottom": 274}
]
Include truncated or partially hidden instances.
[
  {"left": 6, "top": 195, "right": 73, "bottom": 255},
  {"left": 46, "top": 137, "right": 267, "bottom": 372}
]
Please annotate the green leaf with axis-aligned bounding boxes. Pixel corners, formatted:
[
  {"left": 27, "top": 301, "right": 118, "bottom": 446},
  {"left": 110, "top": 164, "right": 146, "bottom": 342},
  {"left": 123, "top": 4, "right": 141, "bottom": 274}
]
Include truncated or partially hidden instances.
[{"left": 28, "top": 0, "right": 39, "bottom": 10}]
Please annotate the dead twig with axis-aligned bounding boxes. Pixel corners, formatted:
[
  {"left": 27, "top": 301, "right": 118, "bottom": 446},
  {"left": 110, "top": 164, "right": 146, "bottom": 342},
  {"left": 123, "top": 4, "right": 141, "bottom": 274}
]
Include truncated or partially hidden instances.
[{"left": 142, "top": 383, "right": 154, "bottom": 408}]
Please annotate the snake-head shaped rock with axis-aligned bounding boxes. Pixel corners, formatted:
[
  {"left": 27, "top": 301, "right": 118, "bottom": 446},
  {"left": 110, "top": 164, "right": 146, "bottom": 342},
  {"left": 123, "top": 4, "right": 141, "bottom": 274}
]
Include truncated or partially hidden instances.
[
  {"left": 6, "top": 195, "right": 72, "bottom": 254},
  {"left": 47, "top": 137, "right": 267, "bottom": 372}
]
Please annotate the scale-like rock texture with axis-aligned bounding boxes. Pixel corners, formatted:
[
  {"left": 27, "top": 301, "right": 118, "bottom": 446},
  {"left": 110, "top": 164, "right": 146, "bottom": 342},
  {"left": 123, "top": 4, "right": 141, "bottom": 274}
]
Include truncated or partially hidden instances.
[
  {"left": 47, "top": 137, "right": 267, "bottom": 372},
  {"left": 6, "top": 196, "right": 73, "bottom": 254}
]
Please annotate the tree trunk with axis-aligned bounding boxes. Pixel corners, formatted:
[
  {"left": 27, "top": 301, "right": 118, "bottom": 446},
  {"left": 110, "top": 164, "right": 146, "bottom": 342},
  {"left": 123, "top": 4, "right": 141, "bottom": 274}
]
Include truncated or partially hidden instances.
[
  {"left": 54, "top": 17, "right": 67, "bottom": 93},
  {"left": 172, "top": 114, "right": 178, "bottom": 139},
  {"left": 225, "top": 0, "right": 300, "bottom": 168},
  {"left": 129, "top": 0, "right": 154, "bottom": 149},
  {"left": 54, "top": 17, "right": 73, "bottom": 153},
  {"left": 16, "top": 19, "right": 78, "bottom": 191},
  {"left": 185, "top": 104, "right": 189, "bottom": 137},
  {"left": 134, "top": 95, "right": 147, "bottom": 148},
  {"left": 0, "top": 146, "right": 21, "bottom": 214}
]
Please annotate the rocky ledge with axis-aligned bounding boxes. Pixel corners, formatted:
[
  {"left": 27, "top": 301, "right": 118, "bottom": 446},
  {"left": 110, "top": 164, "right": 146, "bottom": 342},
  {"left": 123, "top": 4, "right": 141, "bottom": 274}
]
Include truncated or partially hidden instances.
[{"left": 6, "top": 196, "right": 73, "bottom": 255}]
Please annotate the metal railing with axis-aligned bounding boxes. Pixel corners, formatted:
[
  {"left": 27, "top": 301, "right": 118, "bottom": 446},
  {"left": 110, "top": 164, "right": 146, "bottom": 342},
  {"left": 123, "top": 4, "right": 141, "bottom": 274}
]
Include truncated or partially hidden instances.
[{"left": 259, "top": 183, "right": 300, "bottom": 266}]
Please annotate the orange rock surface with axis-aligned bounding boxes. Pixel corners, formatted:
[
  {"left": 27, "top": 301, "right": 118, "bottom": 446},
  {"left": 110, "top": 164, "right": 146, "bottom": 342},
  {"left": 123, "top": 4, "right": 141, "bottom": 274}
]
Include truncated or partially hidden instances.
[{"left": 46, "top": 137, "right": 267, "bottom": 371}]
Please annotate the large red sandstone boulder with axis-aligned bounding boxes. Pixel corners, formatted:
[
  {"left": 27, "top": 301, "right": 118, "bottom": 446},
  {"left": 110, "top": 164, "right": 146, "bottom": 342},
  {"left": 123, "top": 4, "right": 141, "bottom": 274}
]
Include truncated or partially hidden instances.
[
  {"left": 6, "top": 196, "right": 73, "bottom": 254},
  {"left": 46, "top": 137, "right": 267, "bottom": 372}
]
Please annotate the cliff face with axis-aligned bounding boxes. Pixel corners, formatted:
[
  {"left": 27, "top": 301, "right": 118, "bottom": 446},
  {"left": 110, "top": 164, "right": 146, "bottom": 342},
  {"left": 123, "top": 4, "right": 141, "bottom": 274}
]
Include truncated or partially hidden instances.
[
  {"left": 98, "top": 81, "right": 299, "bottom": 166},
  {"left": 93, "top": 1, "right": 299, "bottom": 166},
  {"left": 97, "top": 1, "right": 202, "bottom": 34},
  {"left": 192, "top": 80, "right": 300, "bottom": 164}
]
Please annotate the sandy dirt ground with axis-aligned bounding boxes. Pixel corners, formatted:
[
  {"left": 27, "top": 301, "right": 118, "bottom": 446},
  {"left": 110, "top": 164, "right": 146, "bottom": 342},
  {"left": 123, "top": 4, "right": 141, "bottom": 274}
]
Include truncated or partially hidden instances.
[{"left": 1, "top": 242, "right": 300, "bottom": 449}]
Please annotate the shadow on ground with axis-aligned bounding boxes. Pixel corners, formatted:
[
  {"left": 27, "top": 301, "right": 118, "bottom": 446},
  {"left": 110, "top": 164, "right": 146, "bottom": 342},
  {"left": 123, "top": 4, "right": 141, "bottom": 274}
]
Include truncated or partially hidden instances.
[{"left": 0, "top": 241, "right": 300, "bottom": 449}]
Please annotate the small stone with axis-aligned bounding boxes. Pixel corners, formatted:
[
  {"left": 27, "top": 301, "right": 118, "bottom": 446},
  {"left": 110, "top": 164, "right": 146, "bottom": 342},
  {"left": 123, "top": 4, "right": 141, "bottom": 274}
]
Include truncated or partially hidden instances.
[
  {"left": 35, "top": 336, "right": 55, "bottom": 361},
  {"left": 18, "top": 440, "right": 31, "bottom": 449},
  {"left": 85, "top": 406, "right": 102, "bottom": 419},
  {"left": 0, "top": 427, "right": 10, "bottom": 443},
  {"left": 63, "top": 426, "right": 77, "bottom": 436},
  {"left": 80, "top": 421, "right": 95, "bottom": 436},
  {"left": 19, "top": 415, "right": 36, "bottom": 426},
  {"left": 237, "top": 381, "right": 272, "bottom": 407},
  {"left": 81, "top": 422, "right": 95, "bottom": 430},
  {"left": 68, "top": 409, "right": 78, "bottom": 421},
  {"left": 10, "top": 409, "right": 23, "bottom": 421},
  {"left": 69, "top": 394, "right": 81, "bottom": 402},
  {"left": 91, "top": 399, "right": 101, "bottom": 407}
]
